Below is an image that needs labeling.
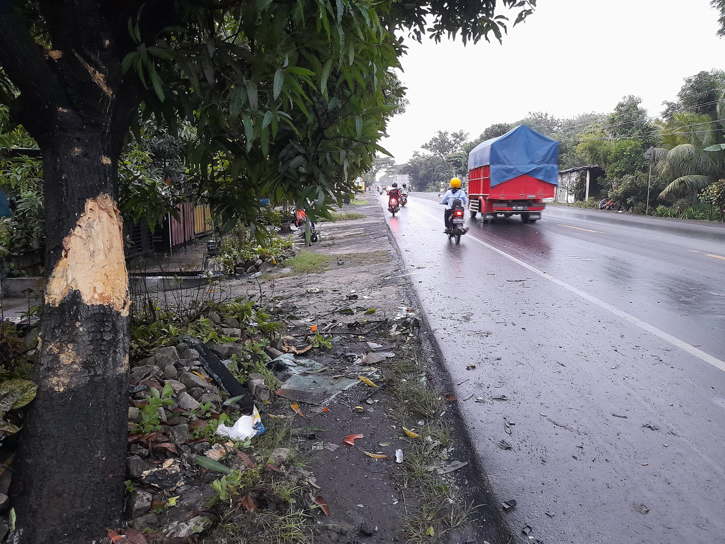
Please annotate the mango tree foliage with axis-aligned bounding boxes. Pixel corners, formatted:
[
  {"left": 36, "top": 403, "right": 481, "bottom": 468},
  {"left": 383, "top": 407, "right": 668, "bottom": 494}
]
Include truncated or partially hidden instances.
[{"left": 0, "top": 2, "right": 537, "bottom": 541}]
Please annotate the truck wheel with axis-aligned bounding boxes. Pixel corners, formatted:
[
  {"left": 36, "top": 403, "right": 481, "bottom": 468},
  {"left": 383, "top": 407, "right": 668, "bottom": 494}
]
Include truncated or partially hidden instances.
[
  {"left": 521, "top": 213, "right": 530, "bottom": 223},
  {"left": 470, "top": 210, "right": 478, "bottom": 219}
]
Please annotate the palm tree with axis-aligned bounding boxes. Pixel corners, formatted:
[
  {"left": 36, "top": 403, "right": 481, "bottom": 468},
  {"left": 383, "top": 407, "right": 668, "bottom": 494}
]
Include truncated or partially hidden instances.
[{"left": 655, "top": 103, "right": 725, "bottom": 201}]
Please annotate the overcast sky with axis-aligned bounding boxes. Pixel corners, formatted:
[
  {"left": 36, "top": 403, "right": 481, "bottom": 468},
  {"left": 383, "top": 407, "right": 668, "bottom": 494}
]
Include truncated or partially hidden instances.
[{"left": 381, "top": 0, "right": 725, "bottom": 163}]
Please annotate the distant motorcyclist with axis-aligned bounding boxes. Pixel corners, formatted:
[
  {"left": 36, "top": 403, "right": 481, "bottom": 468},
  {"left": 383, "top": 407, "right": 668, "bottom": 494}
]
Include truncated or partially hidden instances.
[
  {"left": 440, "top": 177, "right": 468, "bottom": 232},
  {"left": 388, "top": 182, "right": 401, "bottom": 200},
  {"left": 401, "top": 183, "right": 408, "bottom": 195}
]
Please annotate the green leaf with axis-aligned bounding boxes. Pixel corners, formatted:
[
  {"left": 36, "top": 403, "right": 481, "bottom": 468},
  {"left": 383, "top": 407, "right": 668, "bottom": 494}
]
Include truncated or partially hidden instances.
[
  {"left": 0, "top": 379, "right": 37, "bottom": 413},
  {"left": 148, "top": 64, "right": 166, "bottom": 103},
  {"left": 257, "top": 0, "right": 273, "bottom": 10},
  {"left": 229, "top": 86, "right": 246, "bottom": 119},
  {"left": 121, "top": 52, "right": 137, "bottom": 74},
  {"left": 355, "top": 116, "right": 362, "bottom": 137},
  {"left": 194, "top": 455, "right": 233, "bottom": 474},
  {"left": 243, "top": 116, "right": 255, "bottom": 152},
  {"left": 273, "top": 69, "right": 284, "bottom": 100},
  {"left": 148, "top": 46, "right": 174, "bottom": 61},
  {"left": 704, "top": 143, "right": 725, "bottom": 152},
  {"left": 320, "top": 59, "right": 333, "bottom": 95},
  {"left": 262, "top": 111, "right": 273, "bottom": 130},
  {"left": 246, "top": 80, "right": 259, "bottom": 111}
]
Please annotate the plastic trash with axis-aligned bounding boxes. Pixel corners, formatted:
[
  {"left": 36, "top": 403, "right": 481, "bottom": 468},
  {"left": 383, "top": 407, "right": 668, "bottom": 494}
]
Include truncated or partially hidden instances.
[{"left": 215, "top": 406, "right": 266, "bottom": 441}]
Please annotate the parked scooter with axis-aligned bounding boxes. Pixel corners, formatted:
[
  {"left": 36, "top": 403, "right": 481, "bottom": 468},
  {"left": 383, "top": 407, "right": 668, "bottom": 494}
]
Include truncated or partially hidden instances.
[
  {"left": 446, "top": 199, "right": 468, "bottom": 245},
  {"left": 294, "top": 208, "right": 319, "bottom": 245}
]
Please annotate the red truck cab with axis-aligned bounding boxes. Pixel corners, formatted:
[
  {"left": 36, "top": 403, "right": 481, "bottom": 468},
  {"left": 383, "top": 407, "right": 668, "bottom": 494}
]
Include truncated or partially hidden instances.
[{"left": 467, "top": 125, "right": 559, "bottom": 223}]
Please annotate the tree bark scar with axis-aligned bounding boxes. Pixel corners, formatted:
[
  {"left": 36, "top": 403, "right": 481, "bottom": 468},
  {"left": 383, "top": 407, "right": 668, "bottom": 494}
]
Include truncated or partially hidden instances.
[
  {"left": 72, "top": 49, "right": 113, "bottom": 97},
  {"left": 45, "top": 194, "right": 130, "bottom": 315}
]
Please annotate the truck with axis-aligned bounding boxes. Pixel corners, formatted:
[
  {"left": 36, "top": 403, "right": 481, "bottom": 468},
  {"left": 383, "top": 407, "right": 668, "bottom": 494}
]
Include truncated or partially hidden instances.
[{"left": 467, "top": 125, "right": 559, "bottom": 223}]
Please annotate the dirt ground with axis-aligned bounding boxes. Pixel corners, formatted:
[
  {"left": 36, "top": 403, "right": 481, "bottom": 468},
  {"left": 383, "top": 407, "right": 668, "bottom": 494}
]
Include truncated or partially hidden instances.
[{"left": 220, "top": 194, "right": 512, "bottom": 543}]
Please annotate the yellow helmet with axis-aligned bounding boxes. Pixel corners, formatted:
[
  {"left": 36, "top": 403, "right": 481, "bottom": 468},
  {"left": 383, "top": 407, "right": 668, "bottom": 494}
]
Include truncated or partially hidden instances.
[{"left": 449, "top": 177, "right": 462, "bottom": 189}]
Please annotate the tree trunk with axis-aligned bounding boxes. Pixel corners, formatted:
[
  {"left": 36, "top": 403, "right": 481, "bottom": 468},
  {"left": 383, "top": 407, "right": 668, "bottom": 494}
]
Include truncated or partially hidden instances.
[{"left": 11, "top": 123, "right": 129, "bottom": 543}]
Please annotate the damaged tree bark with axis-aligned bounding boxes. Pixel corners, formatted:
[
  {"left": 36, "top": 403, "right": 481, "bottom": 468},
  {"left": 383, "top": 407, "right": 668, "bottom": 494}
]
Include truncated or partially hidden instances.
[
  {"left": 0, "top": 2, "right": 154, "bottom": 541},
  {"left": 11, "top": 125, "right": 130, "bottom": 542}
]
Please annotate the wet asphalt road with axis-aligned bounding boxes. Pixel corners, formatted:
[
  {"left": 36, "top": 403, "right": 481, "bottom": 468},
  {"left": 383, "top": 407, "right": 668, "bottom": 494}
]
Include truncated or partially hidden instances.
[{"left": 381, "top": 192, "right": 725, "bottom": 544}]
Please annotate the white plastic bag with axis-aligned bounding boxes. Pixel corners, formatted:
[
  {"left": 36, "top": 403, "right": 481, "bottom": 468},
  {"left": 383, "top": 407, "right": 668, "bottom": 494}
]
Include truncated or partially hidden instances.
[{"left": 215, "top": 406, "right": 266, "bottom": 441}]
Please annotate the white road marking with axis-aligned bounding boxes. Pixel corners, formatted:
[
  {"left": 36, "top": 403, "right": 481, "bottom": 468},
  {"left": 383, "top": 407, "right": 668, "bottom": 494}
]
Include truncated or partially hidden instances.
[
  {"left": 706, "top": 253, "right": 725, "bottom": 261},
  {"left": 411, "top": 205, "right": 725, "bottom": 374},
  {"left": 559, "top": 223, "right": 601, "bottom": 233}
]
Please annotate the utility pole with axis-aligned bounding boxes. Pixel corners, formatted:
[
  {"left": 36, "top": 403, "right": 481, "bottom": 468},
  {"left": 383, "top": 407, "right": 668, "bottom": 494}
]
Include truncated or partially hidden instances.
[{"left": 645, "top": 147, "right": 654, "bottom": 215}]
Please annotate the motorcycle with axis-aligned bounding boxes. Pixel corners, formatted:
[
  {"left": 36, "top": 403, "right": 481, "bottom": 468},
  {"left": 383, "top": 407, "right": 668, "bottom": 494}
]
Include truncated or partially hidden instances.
[
  {"left": 400, "top": 193, "right": 408, "bottom": 207},
  {"left": 294, "top": 208, "right": 319, "bottom": 245},
  {"left": 388, "top": 195, "right": 401, "bottom": 217},
  {"left": 447, "top": 200, "right": 468, "bottom": 245}
]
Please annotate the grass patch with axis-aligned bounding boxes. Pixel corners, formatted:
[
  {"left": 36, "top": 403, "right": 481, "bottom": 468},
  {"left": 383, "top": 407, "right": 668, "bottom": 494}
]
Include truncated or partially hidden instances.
[
  {"left": 326, "top": 212, "right": 365, "bottom": 221},
  {"left": 384, "top": 348, "right": 476, "bottom": 542},
  {"left": 350, "top": 198, "right": 367, "bottom": 206},
  {"left": 285, "top": 251, "right": 331, "bottom": 274}
]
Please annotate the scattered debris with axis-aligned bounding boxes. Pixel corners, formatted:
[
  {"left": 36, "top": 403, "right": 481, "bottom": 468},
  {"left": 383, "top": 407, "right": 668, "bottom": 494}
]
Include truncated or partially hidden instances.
[
  {"left": 502, "top": 499, "right": 517, "bottom": 512},
  {"left": 466, "top": 364, "right": 476, "bottom": 370},
  {"left": 636, "top": 503, "right": 650, "bottom": 514},
  {"left": 497, "top": 440, "right": 512, "bottom": 450},
  {"left": 395, "top": 449, "right": 404, "bottom": 464},
  {"left": 215, "top": 406, "right": 265, "bottom": 440},
  {"left": 611, "top": 413, "right": 628, "bottom": 419},
  {"left": 436, "top": 460, "right": 468, "bottom": 475},
  {"left": 642, "top": 423, "right": 660, "bottom": 431},
  {"left": 313, "top": 495, "right": 332, "bottom": 516},
  {"left": 358, "top": 375, "right": 379, "bottom": 388},
  {"left": 402, "top": 427, "right": 421, "bottom": 439},
  {"left": 362, "top": 451, "right": 388, "bottom": 460},
  {"left": 343, "top": 434, "right": 364, "bottom": 446}
]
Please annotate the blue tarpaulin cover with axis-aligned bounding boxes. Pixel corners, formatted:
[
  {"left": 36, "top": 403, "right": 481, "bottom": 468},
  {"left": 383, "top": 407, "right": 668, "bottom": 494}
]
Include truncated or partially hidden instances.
[
  {"left": 0, "top": 191, "right": 10, "bottom": 217},
  {"left": 467, "top": 125, "right": 559, "bottom": 187}
]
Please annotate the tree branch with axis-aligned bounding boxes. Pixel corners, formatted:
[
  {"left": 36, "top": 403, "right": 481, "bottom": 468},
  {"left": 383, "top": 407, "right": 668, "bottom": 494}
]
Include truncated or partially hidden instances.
[{"left": 0, "top": 2, "right": 68, "bottom": 118}]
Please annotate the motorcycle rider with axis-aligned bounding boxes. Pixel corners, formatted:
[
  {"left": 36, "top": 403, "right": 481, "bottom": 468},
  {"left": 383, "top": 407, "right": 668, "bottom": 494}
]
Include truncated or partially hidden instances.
[
  {"left": 440, "top": 177, "right": 468, "bottom": 232},
  {"left": 388, "top": 182, "right": 402, "bottom": 202}
]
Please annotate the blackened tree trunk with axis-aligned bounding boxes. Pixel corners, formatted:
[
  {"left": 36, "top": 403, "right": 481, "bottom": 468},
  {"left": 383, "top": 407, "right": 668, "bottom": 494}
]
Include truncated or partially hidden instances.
[
  {"left": 11, "top": 121, "right": 130, "bottom": 542},
  {"left": 0, "top": 3, "right": 149, "bottom": 541}
]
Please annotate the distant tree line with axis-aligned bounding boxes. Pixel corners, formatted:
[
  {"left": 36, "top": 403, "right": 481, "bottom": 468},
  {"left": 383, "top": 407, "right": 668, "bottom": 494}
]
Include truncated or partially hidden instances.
[{"left": 395, "top": 70, "right": 725, "bottom": 219}]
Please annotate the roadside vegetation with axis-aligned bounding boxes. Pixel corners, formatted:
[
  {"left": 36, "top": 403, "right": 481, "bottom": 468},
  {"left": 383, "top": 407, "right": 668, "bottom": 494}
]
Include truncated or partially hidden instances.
[{"left": 393, "top": 70, "right": 725, "bottom": 221}]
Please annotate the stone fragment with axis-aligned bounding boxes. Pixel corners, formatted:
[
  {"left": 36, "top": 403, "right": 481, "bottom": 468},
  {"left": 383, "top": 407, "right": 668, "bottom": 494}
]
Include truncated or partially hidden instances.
[
  {"left": 178, "top": 347, "right": 200, "bottom": 360},
  {"left": 222, "top": 316, "right": 241, "bottom": 328},
  {"left": 163, "top": 515, "right": 212, "bottom": 539},
  {"left": 208, "top": 343, "right": 245, "bottom": 359},
  {"left": 221, "top": 327, "right": 242, "bottom": 337},
  {"left": 170, "top": 424, "right": 190, "bottom": 444},
  {"left": 208, "top": 311, "right": 221, "bottom": 324},
  {"left": 130, "top": 365, "right": 161, "bottom": 383},
  {"left": 129, "top": 490, "right": 152, "bottom": 517},
  {"left": 128, "top": 456, "right": 150, "bottom": 480},
  {"left": 248, "top": 373, "right": 270, "bottom": 402},
  {"left": 200, "top": 392, "right": 222, "bottom": 406},
  {"left": 164, "top": 379, "right": 186, "bottom": 395},
  {"left": 130, "top": 512, "right": 158, "bottom": 531},
  {"left": 177, "top": 392, "right": 200, "bottom": 411},
  {"left": 128, "top": 406, "right": 140, "bottom": 422},
  {"left": 180, "top": 371, "right": 213, "bottom": 391},
  {"left": 153, "top": 346, "right": 180, "bottom": 366},
  {"left": 163, "top": 364, "right": 178, "bottom": 379}
]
